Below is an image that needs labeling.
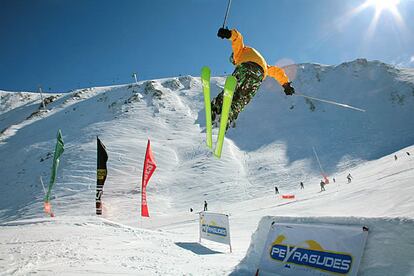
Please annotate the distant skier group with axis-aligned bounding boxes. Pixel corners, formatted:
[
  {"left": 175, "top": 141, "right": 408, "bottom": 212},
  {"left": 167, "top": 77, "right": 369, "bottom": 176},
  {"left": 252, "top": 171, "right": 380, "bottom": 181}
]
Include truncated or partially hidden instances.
[
  {"left": 273, "top": 172, "right": 359, "bottom": 195},
  {"left": 394, "top": 152, "right": 411, "bottom": 161},
  {"left": 188, "top": 200, "right": 208, "bottom": 213}
]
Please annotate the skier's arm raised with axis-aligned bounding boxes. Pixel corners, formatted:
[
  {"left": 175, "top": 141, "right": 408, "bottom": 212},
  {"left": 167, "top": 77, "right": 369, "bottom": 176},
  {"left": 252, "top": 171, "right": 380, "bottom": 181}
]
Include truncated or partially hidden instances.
[
  {"left": 229, "top": 29, "right": 244, "bottom": 62},
  {"left": 217, "top": 28, "right": 243, "bottom": 61},
  {"left": 267, "top": 65, "right": 295, "bottom": 95},
  {"left": 267, "top": 66, "right": 288, "bottom": 86}
]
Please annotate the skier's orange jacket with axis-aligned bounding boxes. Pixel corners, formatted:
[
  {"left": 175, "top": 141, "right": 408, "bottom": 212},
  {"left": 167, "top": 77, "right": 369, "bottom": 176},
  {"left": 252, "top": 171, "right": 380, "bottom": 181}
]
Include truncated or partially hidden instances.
[{"left": 229, "top": 29, "right": 289, "bottom": 85}]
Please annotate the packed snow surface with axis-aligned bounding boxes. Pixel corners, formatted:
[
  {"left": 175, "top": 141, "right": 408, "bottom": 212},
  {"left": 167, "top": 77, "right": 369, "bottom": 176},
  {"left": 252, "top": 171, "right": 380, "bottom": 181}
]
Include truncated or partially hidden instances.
[{"left": 1, "top": 59, "right": 414, "bottom": 275}]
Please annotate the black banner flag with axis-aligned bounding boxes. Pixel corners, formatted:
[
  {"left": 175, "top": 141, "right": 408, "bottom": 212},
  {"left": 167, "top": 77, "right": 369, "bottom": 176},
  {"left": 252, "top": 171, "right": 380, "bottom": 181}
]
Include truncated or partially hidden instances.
[{"left": 96, "top": 137, "right": 108, "bottom": 215}]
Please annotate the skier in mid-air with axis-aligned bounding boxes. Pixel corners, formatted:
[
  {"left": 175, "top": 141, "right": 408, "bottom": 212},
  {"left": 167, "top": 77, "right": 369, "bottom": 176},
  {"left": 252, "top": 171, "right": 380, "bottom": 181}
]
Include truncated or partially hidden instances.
[{"left": 212, "top": 27, "right": 295, "bottom": 128}]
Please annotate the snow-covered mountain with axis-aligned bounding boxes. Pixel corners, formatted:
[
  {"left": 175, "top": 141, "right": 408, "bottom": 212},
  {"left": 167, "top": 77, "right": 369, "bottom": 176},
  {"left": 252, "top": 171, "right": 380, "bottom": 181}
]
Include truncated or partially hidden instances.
[{"left": 0, "top": 59, "right": 413, "bottom": 275}]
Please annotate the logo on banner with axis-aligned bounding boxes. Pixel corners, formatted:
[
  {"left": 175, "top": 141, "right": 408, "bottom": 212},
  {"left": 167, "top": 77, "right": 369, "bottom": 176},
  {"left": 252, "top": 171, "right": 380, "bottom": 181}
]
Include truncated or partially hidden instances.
[
  {"left": 96, "top": 184, "right": 103, "bottom": 201},
  {"left": 141, "top": 189, "right": 147, "bottom": 204},
  {"left": 96, "top": 190, "right": 103, "bottom": 201},
  {"left": 143, "top": 160, "right": 155, "bottom": 186},
  {"left": 269, "top": 235, "right": 353, "bottom": 274},
  {"left": 97, "top": 169, "right": 107, "bottom": 180},
  {"left": 201, "top": 219, "right": 227, "bottom": 237}
]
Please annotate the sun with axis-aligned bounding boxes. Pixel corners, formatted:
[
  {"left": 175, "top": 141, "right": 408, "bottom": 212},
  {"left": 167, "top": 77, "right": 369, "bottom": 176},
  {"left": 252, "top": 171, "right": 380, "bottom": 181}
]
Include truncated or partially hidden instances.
[
  {"left": 348, "top": 0, "right": 404, "bottom": 38},
  {"left": 364, "top": 0, "right": 400, "bottom": 14}
]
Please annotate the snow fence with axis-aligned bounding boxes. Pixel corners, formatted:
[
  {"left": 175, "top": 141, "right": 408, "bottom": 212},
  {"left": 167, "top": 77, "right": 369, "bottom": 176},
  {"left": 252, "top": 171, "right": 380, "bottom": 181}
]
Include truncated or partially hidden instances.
[{"left": 230, "top": 216, "right": 414, "bottom": 276}]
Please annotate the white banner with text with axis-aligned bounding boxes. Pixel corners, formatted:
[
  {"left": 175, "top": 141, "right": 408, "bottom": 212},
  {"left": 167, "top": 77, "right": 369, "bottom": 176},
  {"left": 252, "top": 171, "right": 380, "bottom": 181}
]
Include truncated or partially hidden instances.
[
  {"left": 199, "top": 212, "right": 231, "bottom": 246},
  {"left": 259, "top": 222, "right": 368, "bottom": 276}
]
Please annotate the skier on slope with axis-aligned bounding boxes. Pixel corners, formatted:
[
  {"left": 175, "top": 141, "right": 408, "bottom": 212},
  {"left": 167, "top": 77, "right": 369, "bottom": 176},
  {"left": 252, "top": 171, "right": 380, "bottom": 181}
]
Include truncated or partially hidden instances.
[
  {"left": 212, "top": 28, "right": 295, "bottom": 128},
  {"left": 320, "top": 180, "right": 326, "bottom": 192},
  {"left": 347, "top": 173, "right": 353, "bottom": 184}
]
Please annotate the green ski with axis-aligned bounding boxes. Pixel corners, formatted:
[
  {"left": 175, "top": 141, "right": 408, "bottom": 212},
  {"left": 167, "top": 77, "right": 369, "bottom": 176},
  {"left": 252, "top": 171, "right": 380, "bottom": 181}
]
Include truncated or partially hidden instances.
[
  {"left": 214, "top": 75, "right": 237, "bottom": 158},
  {"left": 201, "top": 66, "right": 213, "bottom": 149}
]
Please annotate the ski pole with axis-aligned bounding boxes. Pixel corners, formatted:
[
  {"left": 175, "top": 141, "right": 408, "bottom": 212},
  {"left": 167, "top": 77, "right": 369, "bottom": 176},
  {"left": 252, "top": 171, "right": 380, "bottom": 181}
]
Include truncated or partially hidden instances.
[
  {"left": 294, "top": 92, "right": 366, "bottom": 112},
  {"left": 222, "top": 0, "right": 232, "bottom": 28},
  {"left": 312, "top": 146, "right": 325, "bottom": 177}
]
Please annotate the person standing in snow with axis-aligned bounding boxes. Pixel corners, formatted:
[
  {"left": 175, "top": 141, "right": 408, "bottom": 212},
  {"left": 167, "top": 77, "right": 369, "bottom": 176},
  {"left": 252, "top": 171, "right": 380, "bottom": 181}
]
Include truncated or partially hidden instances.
[
  {"left": 394, "top": 155, "right": 398, "bottom": 161},
  {"left": 203, "top": 200, "right": 208, "bottom": 211},
  {"left": 320, "top": 180, "right": 326, "bottom": 192},
  {"left": 300, "top": 182, "right": 304, "bottom": 189},
  {"left": 347, "top": 173, "right": 353, "bottom": 183},
  {"left": 212, "top": 28, "right": 295, "bottom": 129},
  {"left": 275, "top": 186, "right": 279, "bottom": 194}
]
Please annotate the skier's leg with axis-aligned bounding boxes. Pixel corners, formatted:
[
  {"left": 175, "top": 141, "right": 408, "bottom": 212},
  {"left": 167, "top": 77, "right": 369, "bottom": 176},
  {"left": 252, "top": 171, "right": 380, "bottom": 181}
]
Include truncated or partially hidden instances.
[
  {"left": 211, "top": 91, "right": 224, "bottom": 126},
  {"left": 211, "top": 66, "right": 242, "bottom": 128},
  {"left": 227, "top": 62, "right": 264, "bottom": 128}
]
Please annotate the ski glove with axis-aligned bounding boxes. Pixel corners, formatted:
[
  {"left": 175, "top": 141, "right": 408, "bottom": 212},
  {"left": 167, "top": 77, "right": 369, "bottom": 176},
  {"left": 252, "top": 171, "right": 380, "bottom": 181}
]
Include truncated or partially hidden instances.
[
  {"left": 217, "top": 28, "right": 232, "bottom": 39},
  {"left": 282, "top": 82, "right": 295, "bottom": 96}
]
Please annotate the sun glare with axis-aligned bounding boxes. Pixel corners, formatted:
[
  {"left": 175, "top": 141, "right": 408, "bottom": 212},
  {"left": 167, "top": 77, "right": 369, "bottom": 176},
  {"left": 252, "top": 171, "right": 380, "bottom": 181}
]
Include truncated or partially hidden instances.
[
  {"left": 347, "top": 0, "right": 405, "bottom": 39},
  {"left": 365, "top": 0, "right": 400, "bottom": 13}
]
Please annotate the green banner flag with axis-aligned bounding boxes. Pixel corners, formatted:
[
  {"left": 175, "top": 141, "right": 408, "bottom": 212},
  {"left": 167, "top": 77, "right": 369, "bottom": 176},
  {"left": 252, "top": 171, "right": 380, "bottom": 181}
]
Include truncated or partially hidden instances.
[{"left": 44, "top": 129, "right": 64, "bottom": 203}]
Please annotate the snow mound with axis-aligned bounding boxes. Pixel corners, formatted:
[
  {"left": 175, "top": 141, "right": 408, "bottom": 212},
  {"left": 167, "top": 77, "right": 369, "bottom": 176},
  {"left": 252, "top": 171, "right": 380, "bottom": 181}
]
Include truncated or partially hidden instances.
[
  {"left": 232, "top": 216, "right": 414, "bottom": 276},
  {"left": 0, "top": 216, "right": 232, "bottom": 275}
]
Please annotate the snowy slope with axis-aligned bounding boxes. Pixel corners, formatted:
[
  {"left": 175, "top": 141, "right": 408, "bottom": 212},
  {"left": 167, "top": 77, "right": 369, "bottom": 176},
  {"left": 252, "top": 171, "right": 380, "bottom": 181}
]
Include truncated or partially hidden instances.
[
  {"left": 0, "top": 216, "right": 238, "bottom": 275},
  {"left": 0, "top": 59, "right": 414, "bottom": 275},
  {"left": 1, "top": 146, "right": 413, "bottom": 275}
]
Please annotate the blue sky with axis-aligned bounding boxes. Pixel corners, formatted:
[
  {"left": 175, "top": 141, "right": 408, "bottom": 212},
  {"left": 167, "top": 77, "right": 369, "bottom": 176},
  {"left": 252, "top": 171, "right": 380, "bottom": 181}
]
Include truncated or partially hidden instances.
[{"left": 1, "top": 0, "right": 413, "bottom": 92}]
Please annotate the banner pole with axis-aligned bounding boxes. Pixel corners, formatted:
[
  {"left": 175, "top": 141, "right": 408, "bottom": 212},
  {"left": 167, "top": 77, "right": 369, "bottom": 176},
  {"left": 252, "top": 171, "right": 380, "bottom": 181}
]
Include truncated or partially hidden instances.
[
  {"left": 227, "top": 214, "right": 232, "bottom": 253},
  {"left": 40, "top": 176, "right": 46, "bottom": 195},
  {"left": 199, "top": 212, "right": 202, "bottom": 243},
  {"left": 38, "top": 86, "right": 46, "bottom": 110},
  {"left": 132, "top": 72, "right": 138, "bottom": 85}
]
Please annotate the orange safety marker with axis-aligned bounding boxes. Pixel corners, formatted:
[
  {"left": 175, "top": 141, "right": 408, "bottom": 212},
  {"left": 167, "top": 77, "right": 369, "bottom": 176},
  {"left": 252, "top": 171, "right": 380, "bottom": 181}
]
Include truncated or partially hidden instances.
[{"left": 44, "top": 201, "right": 55, "bottom": 217}]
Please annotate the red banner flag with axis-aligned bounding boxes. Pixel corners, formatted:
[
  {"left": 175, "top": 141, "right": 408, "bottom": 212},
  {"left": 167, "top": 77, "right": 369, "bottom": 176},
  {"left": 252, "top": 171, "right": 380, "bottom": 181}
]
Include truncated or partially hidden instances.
[{"left": 141, "top": 139, "right": 157, "bottom": 217}]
